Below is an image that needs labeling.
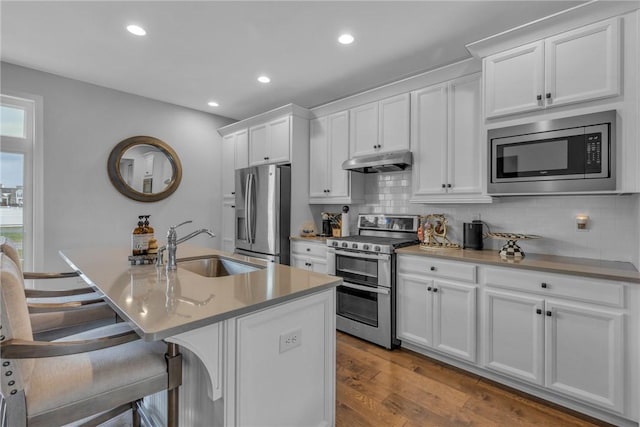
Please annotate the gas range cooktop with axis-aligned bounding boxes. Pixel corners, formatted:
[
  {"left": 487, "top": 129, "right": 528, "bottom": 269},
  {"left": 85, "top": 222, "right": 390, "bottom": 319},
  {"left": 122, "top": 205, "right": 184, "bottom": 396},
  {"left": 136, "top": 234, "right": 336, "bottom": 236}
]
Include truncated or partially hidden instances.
[{"left": 326, "top": 214, "right": 420, "bottom": 254}]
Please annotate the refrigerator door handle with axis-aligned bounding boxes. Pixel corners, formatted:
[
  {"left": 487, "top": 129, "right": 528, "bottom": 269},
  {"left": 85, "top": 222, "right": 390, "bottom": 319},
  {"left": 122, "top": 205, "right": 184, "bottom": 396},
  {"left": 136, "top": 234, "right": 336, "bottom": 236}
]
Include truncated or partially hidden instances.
[
  {"left": 244, "top": 173, "right": 252, "bottom": 244},
  {"left": 248, "top": 173, "right": 255, "bottom": 244}
]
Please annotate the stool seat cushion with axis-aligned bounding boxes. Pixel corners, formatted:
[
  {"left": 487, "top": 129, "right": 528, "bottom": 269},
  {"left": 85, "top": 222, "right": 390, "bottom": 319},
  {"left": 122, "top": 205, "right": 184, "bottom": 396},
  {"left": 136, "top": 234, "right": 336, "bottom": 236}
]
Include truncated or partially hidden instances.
[{"left": 25, "top": 323, "right": 167, "bottom": 420}]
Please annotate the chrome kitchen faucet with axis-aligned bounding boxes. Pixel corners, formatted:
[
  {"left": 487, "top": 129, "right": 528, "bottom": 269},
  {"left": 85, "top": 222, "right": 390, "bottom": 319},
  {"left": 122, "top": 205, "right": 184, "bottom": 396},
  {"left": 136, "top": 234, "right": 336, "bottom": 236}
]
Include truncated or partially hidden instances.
[{"left": 156, "top": 220, "right": 216, "bottom": 270}]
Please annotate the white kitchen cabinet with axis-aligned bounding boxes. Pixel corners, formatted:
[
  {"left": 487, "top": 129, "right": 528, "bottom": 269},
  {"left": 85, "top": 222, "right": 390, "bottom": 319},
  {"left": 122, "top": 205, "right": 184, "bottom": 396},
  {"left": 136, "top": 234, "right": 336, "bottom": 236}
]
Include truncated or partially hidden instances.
[
  {"left": 234, "top": 129, "right": 248, "bottom": 170},
  {"left": 309, "top": 112, "right": 363, "bottom": 204},
  {"left": 248, "top": 115, "right": 291, "bottom": 166},
  {"left": 290, "top": 240, "right": 328, "bottom": 274},
  {"left": 484, "top": 17, "right": 621, "bottom": 118},
  {"left": 221, "top": 200, "right": 235, "bottom": 253},
  {"left": 483, "top": 280, "right": 624, "bottom": 413},
  {"left": 410, "top": 73, "right": 490, "bottom": 203},
  {"left": 222, "top": 134, "right": 236, "bottom": 198},
  {"left": 397, "top": 255, "right": 477, "bottom": 362},
  {"left": 349, "top": 93, "right": 410, "bottom": 158}
]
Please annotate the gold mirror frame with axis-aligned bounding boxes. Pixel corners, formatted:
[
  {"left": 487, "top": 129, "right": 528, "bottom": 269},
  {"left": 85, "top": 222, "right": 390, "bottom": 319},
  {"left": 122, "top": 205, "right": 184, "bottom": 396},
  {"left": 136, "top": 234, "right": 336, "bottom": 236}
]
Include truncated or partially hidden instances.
[{"left": 107, "top": 136, "right": 182, "bottom": 202}]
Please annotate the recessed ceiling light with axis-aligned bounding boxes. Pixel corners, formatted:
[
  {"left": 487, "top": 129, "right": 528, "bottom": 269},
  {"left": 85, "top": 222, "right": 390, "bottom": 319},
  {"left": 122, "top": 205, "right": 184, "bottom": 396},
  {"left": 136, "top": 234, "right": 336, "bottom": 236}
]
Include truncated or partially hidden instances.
[
  {"left": 207, "top": 101, "right": 219, "bottom": 107},
  {"left": 338, "top": 33, "right": 354, "bottom": 45},
  {"left": 127, "top": 24, "right": 146, "bottom": 36},
  {"left": 257, "top": 76, "right": 271, "bottom": 84}
]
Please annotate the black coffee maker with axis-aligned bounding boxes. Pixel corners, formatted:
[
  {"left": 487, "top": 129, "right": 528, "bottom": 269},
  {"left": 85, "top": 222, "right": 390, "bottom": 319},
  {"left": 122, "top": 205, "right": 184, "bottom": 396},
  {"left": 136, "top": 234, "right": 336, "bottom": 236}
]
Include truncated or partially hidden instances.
[
  {"left": 463, "top": 220, "right": 484, "bottom": 250},
  {"left": 321, "top": 218, "right": 332, "bottom": 237}
]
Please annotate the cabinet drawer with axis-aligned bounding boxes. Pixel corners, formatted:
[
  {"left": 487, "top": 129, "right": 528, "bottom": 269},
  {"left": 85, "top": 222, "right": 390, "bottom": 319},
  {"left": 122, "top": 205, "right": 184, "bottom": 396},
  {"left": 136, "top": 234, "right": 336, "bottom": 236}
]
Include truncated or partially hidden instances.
[
  {"left": 397, "top": 255, "right": 476, "bottom": 283},
  {"left": 484, "top": 267, "right": 625, "bottom": 308},
  {"left": 291, "top": 240, "right": 328, "bottom": 259}
]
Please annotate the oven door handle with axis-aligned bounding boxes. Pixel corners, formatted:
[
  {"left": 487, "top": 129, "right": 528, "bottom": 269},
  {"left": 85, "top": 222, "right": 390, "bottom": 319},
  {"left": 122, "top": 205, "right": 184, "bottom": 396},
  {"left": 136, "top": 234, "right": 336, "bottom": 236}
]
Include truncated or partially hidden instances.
[
  {"left": 340, "top": 281, "right": 390, "bottom": 295},
  {"left": 333, "top": 249, "right": 390, "bottom": 261}
]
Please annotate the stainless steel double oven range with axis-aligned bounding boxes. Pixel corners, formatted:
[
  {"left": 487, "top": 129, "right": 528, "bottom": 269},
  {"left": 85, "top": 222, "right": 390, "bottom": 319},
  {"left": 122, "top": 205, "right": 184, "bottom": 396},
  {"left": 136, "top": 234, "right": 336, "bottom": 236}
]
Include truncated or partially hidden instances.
[{"left": 327, "top": 214, "right": 420, "bottom": 349}]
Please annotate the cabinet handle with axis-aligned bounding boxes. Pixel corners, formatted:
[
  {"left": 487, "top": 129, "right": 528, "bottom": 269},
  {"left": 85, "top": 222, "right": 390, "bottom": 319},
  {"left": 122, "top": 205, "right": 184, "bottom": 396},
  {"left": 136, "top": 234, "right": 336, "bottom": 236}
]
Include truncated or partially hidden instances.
[
  {"left": 441, "top": 184, "right": 446, "bottom": 188},
  {"left": 327, "top": 189, "right": 330, "bottom": 193},
  {"left": 231, "top": 205, "right": 235, "bottom": 208},
  {"left": 546, "top": 310, "right": 552, "bottom": 317},
  {"left": 546, "top": 93, "right": 551, "bottom": 99},
  {"left": 430, "top": 266, "right": 436, "bottom": 271},
  {"left": 536, "top": 94, "right": 542, "bottom": 101},
  {"left": 447, "top": 183, "right": 452, "bottom": 188},
  {"left": 536, "top": 308, "right": 542, "bottom": 315},
  {"left": 231, "top": 191, "right": 235, "bottom": 195},
  {"left": 541, "top": 283, "right": 547, "bottom": 288},
  {"left": 427, "top": 287, "right": 432, "bottom": 292},
  {"left": 433, "top": 288, "right": 438, "bottom": 292},
  {"left": 306, "top": 248, "right": 310, "bottom": 252}
]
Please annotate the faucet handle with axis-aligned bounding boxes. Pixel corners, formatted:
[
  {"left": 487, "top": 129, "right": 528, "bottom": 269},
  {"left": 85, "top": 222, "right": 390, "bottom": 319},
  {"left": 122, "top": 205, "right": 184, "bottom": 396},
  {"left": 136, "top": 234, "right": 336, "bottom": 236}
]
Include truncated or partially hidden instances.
[{"left": 171, "top": 220, "right": 193, "bottom": 230}]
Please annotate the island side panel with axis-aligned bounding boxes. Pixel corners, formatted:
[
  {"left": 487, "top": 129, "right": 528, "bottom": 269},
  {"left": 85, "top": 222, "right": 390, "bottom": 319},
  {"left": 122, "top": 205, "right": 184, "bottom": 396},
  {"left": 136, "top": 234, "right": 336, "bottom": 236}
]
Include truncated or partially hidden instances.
[{"left": 226, "top": 288, "right": 336, "bottom": 427}]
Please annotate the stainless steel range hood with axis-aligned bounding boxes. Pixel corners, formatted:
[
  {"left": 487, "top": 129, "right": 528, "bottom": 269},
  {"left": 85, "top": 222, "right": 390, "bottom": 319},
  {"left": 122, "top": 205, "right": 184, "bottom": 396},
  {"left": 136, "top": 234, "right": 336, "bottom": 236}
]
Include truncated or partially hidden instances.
[{"left": 342, "top": 150, "right": 412, "bottom": 173}]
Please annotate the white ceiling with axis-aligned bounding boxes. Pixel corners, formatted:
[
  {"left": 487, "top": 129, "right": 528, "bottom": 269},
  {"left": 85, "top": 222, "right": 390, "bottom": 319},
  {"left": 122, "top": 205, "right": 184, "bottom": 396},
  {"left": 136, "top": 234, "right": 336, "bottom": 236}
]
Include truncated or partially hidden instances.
[{"left": 1, "top": 1, "right": 585, "bottom": 121}]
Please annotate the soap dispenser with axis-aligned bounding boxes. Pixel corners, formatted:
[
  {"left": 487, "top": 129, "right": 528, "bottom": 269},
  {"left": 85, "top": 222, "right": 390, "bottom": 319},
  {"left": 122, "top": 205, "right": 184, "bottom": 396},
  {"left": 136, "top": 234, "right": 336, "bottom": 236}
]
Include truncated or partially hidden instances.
[
  {"left": 143, "top": 215, "right": 155, "bottom": 245},
  {"left": 132, "top": 216, "right": 146, "bottom": 255}
]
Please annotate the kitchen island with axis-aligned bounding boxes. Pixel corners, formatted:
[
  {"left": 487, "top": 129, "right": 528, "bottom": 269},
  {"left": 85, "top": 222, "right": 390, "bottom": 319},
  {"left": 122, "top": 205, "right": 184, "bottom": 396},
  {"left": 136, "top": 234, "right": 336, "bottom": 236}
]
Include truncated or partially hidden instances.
[{"left": 60, "top": 245, "right": 340, "bottom": 427}]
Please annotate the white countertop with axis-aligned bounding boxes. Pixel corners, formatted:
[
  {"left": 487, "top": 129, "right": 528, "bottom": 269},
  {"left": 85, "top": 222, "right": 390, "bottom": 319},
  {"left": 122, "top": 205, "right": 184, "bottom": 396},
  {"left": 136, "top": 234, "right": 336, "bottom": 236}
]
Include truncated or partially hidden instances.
[{"left": 59, "top": 245, "right": 341, "bottom": 341}]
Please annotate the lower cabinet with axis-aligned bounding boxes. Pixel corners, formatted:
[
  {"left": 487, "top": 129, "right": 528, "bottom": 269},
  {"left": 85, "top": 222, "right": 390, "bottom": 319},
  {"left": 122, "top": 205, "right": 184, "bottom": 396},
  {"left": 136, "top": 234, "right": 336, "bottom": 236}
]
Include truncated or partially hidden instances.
[
  {"left": 396, "top": 257, "right": 477, "bottom": 362},
  {"left": 483, "top": 289, "right": 624, "bottom": 413},
  {"left": 290, "top": 240, "right": 328, "bottom": 273},
  {"left": 395, "top": 252, "right": 636, "bottom": 424}
]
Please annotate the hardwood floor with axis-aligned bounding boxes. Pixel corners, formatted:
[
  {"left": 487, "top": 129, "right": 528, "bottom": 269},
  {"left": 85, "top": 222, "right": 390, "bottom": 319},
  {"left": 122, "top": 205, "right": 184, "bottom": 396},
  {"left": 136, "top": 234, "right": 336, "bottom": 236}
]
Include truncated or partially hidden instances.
[{"left": 335, "top": 332, "right": 613, "bottom": 427}]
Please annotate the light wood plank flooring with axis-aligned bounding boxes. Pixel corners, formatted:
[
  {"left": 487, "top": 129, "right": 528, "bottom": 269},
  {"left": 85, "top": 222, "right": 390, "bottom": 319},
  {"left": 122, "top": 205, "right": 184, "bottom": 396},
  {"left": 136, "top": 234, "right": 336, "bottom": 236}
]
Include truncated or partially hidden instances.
[{"left": 336, "top": 332, "right": 613, "bottom": 427}]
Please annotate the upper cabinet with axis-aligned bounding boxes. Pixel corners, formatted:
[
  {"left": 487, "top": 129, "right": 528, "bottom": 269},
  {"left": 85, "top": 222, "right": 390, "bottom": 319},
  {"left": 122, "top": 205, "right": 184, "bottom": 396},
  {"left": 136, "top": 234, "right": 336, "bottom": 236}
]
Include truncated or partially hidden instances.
[
  {"left": 484, "top": 17, "right": 621, "bottom": 118},
  {"left": 309, "top": 111, "right": 363, "bottom": 204},
  {"left": 222, "top": 133, "right": 236, "bottom": 198},
  {"left": 410, "top": 73, "right": 491, "bottom": 203},
  {"left": 234, "top": 129, "right": 249, "bottom": 170},
  {"left": 349, "top": 93, "right": 410, "bottom": 157},
  {"left": 249, "top": 116, "right": 291, "bottom": 166}
]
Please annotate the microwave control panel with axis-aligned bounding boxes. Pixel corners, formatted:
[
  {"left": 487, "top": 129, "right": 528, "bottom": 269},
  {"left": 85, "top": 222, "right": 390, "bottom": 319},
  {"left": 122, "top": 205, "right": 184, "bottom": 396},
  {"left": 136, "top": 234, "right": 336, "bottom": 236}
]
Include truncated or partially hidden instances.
[{"left": 585, "top": 132, "right": 602, "bottom": 173}]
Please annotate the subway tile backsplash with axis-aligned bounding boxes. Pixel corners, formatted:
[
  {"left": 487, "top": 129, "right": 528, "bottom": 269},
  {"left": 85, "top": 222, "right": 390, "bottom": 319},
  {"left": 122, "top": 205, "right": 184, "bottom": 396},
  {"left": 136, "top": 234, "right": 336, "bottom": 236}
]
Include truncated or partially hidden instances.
[{"left": 327, "top": 171, "right": 640, "bottom": 264}]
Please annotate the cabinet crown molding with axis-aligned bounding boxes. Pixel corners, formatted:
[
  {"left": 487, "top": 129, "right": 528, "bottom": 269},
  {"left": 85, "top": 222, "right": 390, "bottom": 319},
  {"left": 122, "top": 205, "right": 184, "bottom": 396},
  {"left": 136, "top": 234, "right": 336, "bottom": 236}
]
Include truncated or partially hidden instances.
[
  {"left": 218, "top": 103, "right": 310, "bottom": 136},
  {"left": 466, "top": 0, "right": 638, "bottom": 59}
]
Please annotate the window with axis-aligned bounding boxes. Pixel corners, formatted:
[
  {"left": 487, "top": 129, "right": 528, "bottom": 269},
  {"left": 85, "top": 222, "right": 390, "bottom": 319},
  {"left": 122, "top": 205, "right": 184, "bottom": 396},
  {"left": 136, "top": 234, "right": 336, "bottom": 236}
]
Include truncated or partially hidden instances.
[{"left": 0, "top": 94, "right": 41, "bottom": 270}]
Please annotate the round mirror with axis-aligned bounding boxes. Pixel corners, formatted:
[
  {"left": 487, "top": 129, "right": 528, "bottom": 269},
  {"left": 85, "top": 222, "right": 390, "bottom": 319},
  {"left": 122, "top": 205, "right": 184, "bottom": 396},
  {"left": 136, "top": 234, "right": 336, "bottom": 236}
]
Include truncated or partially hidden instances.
[{"left": 107, "top": 136, "right": 182, "bottom": 202}]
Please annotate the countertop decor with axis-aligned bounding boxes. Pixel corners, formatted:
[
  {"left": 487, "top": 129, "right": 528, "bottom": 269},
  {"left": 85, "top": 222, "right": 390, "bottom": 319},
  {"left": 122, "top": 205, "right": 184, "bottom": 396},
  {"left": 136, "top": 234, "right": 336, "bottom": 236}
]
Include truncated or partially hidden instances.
[{"left": 419, "top": 213, "right": 461, "bottom": 250}]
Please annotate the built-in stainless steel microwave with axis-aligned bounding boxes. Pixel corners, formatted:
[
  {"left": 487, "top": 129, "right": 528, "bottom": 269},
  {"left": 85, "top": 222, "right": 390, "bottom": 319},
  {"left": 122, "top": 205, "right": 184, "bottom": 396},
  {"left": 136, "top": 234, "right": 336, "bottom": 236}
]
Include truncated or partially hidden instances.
[{"left": 488, "top": 110, "right": 616, "bottom": 195}]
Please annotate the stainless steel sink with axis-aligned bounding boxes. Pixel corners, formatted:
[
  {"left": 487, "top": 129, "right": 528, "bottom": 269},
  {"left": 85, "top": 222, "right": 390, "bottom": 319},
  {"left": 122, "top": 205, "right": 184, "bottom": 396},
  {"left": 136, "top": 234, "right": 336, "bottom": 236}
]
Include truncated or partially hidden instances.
[{"left": 177, "top": 255, "right": 262, "bottom": 277}]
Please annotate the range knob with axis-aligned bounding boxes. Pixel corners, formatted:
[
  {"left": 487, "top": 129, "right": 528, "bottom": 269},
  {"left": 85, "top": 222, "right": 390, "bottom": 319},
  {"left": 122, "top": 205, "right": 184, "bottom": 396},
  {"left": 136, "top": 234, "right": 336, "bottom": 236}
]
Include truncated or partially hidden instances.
[
  {"left": 374, "top": 246, "right": 381, "bottom": 252},
  {"left": 342, "top": 242, "right": 349, "bottom": 248},
  {"left": 332, "top": 241, "right": 339, "bottom": 247},
  {"left": 362, "top": 244, "right": 370, "bottom": 251},
  {"left": 352, "top": 243, "right": 358, "bottom": 249}
]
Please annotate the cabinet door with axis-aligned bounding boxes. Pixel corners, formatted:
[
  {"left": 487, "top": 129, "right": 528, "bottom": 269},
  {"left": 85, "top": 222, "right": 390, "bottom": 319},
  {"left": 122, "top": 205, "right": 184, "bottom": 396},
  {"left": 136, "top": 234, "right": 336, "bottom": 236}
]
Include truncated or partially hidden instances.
[
  {"left": 544, "top": 300, "right": 623, "bottom": 412},
  {"left": 484, "top": 41, "right": 544, "bottom": 118},
  {"left": 432, "top": 280, "right": 477, "bottom": 362},
  {"left": 234, "top": 129, "right": 249, "bottom": 170},
  {"left": 396, "top": 273, "right": 433, "bottom": 348},
  {"left": 309, "top": 117, "right": 329, "bottom": 198},
  {"left": 268, "top": 116, "right": 291, "bottom": 164},
  {"left": 483, "top": 290, "right": 544, "bottom": 385},
  {"left": 327, "top": 111, "right": 350, "bottom": 198},
  {"left": 350, "top": 102, "right": 379, "bottom": 157},
  {"left": 545, "top": 17, "right": 620, "bottom": 108},
  {"left": 448, "top": 74, "right": 482, "bottom": 195},
  {"left": 249, "top": 123, "right": 269, "bottom": 166},
  {"left": 411, "top": 83, "right": 448, "bottom": 195},
  {"left": 290, "top": 254, "right": 310, "bottom": 271},
  {"left": 379, "top": 93, "right": 410, "bottom": 153},
  {"left": 222, "top": 200, "right": 235, "bottom": 253},
  {"left": 222, "top": 134, "right": 236, "bottom": 198},
  {"left": 309, "top": 257, "right": 327, "bottom": 274}
]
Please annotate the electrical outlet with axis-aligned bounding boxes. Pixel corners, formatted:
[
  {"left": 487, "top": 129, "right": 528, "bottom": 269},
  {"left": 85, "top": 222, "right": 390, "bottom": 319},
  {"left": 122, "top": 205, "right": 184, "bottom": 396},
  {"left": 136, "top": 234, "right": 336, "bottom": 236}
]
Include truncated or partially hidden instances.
[{"left": 279, "top": 329, "right": 302, "bottom": 353}]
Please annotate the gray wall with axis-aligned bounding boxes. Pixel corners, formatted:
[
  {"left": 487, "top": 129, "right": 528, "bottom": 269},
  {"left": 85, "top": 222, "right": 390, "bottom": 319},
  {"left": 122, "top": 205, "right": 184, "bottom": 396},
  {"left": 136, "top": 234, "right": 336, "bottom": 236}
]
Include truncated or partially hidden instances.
[{"left": 1, "top": 62, "right": 233, "bottom": 270}]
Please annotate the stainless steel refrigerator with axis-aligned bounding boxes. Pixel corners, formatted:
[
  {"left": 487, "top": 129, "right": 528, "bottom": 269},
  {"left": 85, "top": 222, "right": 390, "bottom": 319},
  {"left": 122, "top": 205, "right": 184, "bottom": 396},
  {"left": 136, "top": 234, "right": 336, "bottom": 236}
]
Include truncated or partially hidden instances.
[{"left": 234, "top": 164, "right": 290, "bottom": 264}]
